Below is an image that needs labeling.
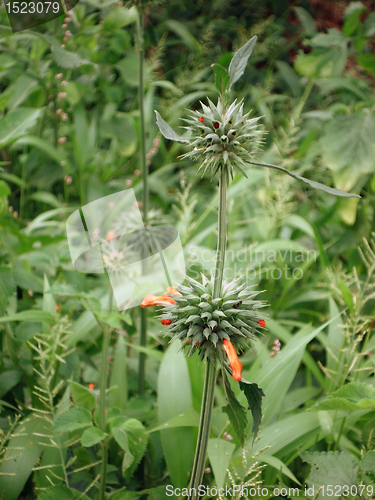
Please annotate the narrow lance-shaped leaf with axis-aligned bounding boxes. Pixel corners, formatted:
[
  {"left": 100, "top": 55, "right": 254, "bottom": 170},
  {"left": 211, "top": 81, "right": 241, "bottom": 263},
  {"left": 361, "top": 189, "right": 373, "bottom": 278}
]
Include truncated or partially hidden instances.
[
  {"left": 211, "top": 63, "right": 230, "bottom": 95},
  {"left": 248, "top": 161, "right": 361, "bottom": 198},
  {"left": 228, "top": 35, "right": 257, "bottom": 89},
  {"left": 154, "top": 110, "right": 187, "bottom": 143},
  {"left": 239, "top": 381, "right": 265, "bottom": 444},
  {"left": 221, "top": 368, "right": 247, "bottom": 447}
]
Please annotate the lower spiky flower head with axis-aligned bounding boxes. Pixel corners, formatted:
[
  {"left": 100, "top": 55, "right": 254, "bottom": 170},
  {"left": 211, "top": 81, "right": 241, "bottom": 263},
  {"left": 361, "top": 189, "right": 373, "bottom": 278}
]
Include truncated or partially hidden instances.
[
  {"left": 181, "top": 98, "right": 263, "bottom": 181},
  {"left": 159, "top": 275, "right": 266, "bottom": 379}
]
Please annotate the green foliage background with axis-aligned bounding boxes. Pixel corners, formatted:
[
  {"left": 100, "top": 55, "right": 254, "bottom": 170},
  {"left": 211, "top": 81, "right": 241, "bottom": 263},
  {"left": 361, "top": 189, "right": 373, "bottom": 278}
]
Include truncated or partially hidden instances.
[{"left": 0, "top": 0, "right": 375, "bottom": 498}]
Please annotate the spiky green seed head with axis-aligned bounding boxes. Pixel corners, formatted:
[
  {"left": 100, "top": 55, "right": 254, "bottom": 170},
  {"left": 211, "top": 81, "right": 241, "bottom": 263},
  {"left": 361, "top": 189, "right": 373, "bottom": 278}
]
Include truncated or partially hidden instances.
[
  {"left": 159, "top": 275, "right": 266, "bottom": 362},
  {"left": 181, "top": 98, "right": 263, "bottom": 181}
]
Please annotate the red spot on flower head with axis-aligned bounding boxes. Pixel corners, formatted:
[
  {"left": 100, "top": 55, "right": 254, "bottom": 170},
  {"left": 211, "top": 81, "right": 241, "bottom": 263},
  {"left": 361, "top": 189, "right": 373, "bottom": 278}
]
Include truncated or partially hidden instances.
[
  {"left": 199, "top": 116, "right": 204, "bottom": 123},
  {"left": 223, "top": 339, "right": 242, "bottom": 381},
  {"left": 55, "top": 305, "right": 60, "bottom": 311},
  {"left": 257, "top": 319, "right": 266, "bottom": 328},
  {"left": 88, "top": 383, "right": 95, "bottom": 390},
  {"left": 195, "top": 342, "right": 199, "bottom": 346},
  {"left": 232, "top": 131, "right": 236, "bottom": 136},
  {"left": 213, "top": 122, "right": 220, "bottom": 129},
  {"left": 228, "top": 120, "right": 232, "bottom": 124},
  {"left": 161, "top": 319, "right": 172, "bottom": 326}
]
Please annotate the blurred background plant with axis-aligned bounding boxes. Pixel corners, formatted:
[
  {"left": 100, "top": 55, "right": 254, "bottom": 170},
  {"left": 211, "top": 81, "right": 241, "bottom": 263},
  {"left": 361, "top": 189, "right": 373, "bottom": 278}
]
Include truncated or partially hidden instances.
[{"left": 0, "top": 0, "right": 375, "bottom": 499}]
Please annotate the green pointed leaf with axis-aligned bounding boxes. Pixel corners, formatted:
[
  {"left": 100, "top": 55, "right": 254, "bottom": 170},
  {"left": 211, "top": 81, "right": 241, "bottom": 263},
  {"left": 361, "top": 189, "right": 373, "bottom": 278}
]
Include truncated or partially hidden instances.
[
  {"left": 0, "top": 108, "right": 41, "bottom": 146},
  {"left": 360, "top": 450, "right": 375, "bottom": 471},
  {"left": 0, "top": 310, "right": 55, "bottom": 325},
  {"left": 154, "top": 111, "right": 186, "bottom": 143},
  {"left": 37, "top": 485, "right": 76, "bottom": 500},
  {"left": 69, "top": 382, "right": 96, "bottom": 412},
  {"left": 239, "top": 381, "right": 265, "bottom": 443},
  {"left": 81, "top": 427, "right": 108, "bottom": 447},
  {"left": 309, "top": 382, "right": 375, "bottom": 411},
  {"left": 302, "top": 451, "right": 358, "bottom": 500},
  {"left": 211, "top": 63, "right": 230, "bottom": 94},
  {"left": 222, "top": 370, "right": 247, "bottom": 447},
  {"left": 228, "top": 36, "right": 257, "bottom": 89},
  {"left": 339, "top": 279, "right": 354, "bottom": 312},
  {"left": 207, "top": 438, "right": 235, "bottom": 490},
  {"left": 249, "top": 160, "right": 360, "bottom": 198},
  {"left": 120, "top": 419, "right": 148, "bottom": 480},
  {"left": 53, "top": 408, "right": 92, "bottom": 432}
]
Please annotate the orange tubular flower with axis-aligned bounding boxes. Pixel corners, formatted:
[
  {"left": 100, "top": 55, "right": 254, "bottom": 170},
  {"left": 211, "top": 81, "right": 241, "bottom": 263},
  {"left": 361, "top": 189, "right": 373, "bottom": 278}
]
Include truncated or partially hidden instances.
[
  {"left": 223, "top": 339, "right": 243, "bottom": 382},
  {"left": 140, "top": 287, "right": 182, "bottom": 308}
]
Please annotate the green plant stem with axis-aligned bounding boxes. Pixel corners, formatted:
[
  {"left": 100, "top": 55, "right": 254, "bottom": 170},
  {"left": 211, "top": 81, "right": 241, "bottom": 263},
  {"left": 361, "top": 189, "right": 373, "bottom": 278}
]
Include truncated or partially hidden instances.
[
  {"left": 188, "top": 167, "right": 227, "bottom": 500},
  {"left": 137, "top": 4, "right": 149, "bottom": 396},
  {"left": 188, "top": 359, "right": 217, "bottom": 499},
  {"left": 98, "top": 288, "right": 113, "bottom": 500},
  {"left": 213, "top": 167, "right": 227, "bottom": 298}
]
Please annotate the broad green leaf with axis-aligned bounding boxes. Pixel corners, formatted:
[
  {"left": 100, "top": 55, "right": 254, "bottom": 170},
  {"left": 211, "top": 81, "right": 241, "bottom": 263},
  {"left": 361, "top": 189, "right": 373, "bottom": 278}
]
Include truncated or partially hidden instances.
[
  {"left": 360, "top": 450, "right": 375, "bottom": 471},
  {"left": 321, "top": 111, "right": 375, "bottom": 190},
  {"left": 357, "top": 53, "right": 375, "bottom": 75},
  {"left": 154, "top": 111, "right": 186, "bottom": 143},
  {"left": 239, "top": 382, "right": 264, "bottom": 443},
  {"left": 258, "top": 454, "right": 301, "bottom": 485},
  {"left": 69, "top": 381, "right": 96, "bottom": 411},
  {"left": 309, "top": 382, "right": 375, "bottom": 411},
  {"left": 0, "top": 108, "right": 40, "bottom": 146},
  {"left": 6, "top": 75, "right": 38, "bottom": 110},
  {"left": 109, "top": 332, "right": 128, "bottom": 410},
  {"left": 53, "top": 408, "right": 92, "bottom": 432},
  {"left": 13, "top": 268, "right": 43, "bottom": 292},
  {"left": 38, "top": 485, "right": 76, "bottom": 500},
  {"left": 302, "top": 451, "right": 358, "bottom": 500},
  {"left": 250, "top": 323, "right": 329, "bottom": 426},
  {"left": 157, "top": 341, "right": 195, "bottom": 488},
  {"left": 294, "top": 7, "right": 318, "bottom": 36},
  {"left": 222, "top": 370, "right": 247, "bottom": 447},
  {"left": 228, "top": 36, "right": 257, "bottom": 88},
  {"left": 0, "top": 179, "right": 11, "bottom": 198},
  {"left": 249, "top": 160, "right": 360, "bottom": 198},
  {"left": 0, "top": 370, "right": 21, "bottom": 398},
  {"left": 102, "top": 6, "right": 137, "bottom": 29},
  {"left": 110, "top": 490, "right": 140, "bottom": 500},
  {"left": 81, "top": 427, "right": 108, "bottom": 447},
  {"left": 0, "top": 310, "right": 55, "bottom": 325},
  {"left": 147, "top": 408, "right": 199, "bottom": 433},
  {"left": 211, "top": 63, "right": 230, "bottom": 95},
  {"left": 207, "top": 438, "right": 235, "bottom": 490},
  {"left": 120, "top": 419, "right": 148, "bottom": 480},
  {"left": 52, "top": 45, "right": 93, "bottom": 68},
  {"left": 0, "top": 417, "right": 47, "bottom": 500}
]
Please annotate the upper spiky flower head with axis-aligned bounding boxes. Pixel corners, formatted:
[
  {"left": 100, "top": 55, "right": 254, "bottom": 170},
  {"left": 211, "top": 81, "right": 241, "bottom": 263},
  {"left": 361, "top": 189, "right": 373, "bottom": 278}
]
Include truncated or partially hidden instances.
[
  {"left": 181, "top": 98, "right": 263, "bottom": 181},
  {"left": 159, "top": 275, "right": 266, "bottom": 378}
]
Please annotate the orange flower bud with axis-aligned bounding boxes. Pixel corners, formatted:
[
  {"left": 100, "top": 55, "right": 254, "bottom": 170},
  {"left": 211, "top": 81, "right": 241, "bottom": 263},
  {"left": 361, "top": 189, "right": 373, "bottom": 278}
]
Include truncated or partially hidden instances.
[
  {"left": 223, "top": 339, "right": 242, "bottom": 381},
  {"left": 257, "top": 319, "right": 266, "bottom": 328},
  {"left": 88, "top": 383, "right": 95, "bottom": 390}
]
